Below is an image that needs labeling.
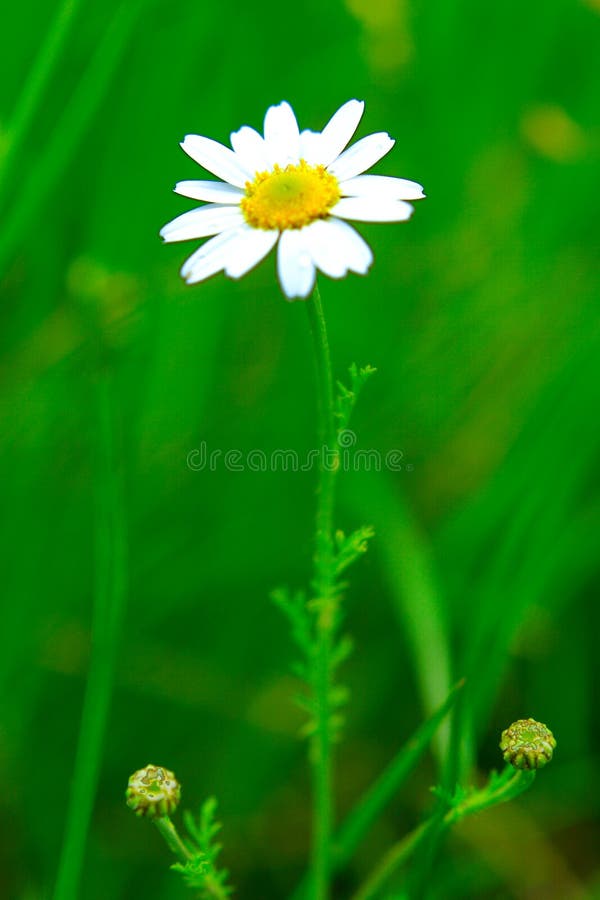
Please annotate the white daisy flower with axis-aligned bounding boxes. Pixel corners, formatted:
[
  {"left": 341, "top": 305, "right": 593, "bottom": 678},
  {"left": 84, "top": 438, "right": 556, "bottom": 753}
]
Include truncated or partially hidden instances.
[{"left": 160, "top": 100, "right": 425, "bottom": 301}]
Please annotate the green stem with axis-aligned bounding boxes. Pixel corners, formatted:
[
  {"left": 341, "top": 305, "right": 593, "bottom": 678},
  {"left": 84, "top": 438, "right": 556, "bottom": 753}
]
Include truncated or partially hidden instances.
[
  {"left": 52, "top": 373, "right": 127, "bottom": 900},
  {"left": 351, "top": 768, "right": 536, "bottom": 899},
  {"left": 351, "top": 820, "right": 433, "bottom": 900},
  {"left": 306, "top": 283, "right": 338, "bottom": 900},
  {"left": 202, "top": 877, "right": 232, "bottom": 900},
  {"left": 306, "top": 282, "right": 337, "bottom": 575},
  {"left": 154, "top": 817, "right": 192, "bottom": 866},
  {"left": 448, "top": 767, "right": 536, "bottom": 820}
]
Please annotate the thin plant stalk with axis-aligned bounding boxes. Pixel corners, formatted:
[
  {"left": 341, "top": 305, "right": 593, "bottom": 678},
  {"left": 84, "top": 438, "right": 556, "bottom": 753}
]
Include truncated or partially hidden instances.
[
  {"left": 351, "top": 768, "right": 536, "bottom": 900},
  {"left": 306, "top": 282, "right": 338, "bottom": 900},
  {"left": 351, "top": 820, "right": 432, "bottom": 900},
  {"left": 52, "top": 372, "right": 127, "bottom": 900},
  {"left": 154, "top": 817, "right": 192, "bottom": 866}
]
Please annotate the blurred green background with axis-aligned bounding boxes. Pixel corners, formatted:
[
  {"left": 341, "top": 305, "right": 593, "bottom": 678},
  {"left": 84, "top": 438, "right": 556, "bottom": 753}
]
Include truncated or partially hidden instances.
[{"left": 1, "top": 0, "right": 599, "bottom": 897}]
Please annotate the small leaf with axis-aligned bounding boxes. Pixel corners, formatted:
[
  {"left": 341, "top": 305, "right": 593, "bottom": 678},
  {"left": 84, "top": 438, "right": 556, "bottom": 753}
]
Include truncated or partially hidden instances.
[
  {"left": 329, "top": 684, "right": 350, "bottom": 708},
  {"left": 174, "top": 798, "right": 233, "bottom": 898},
  {"left": 336, "top": 362, "right": 377, "bottom": 429},
  {"left": 335, "top": 525, "right": 375, "bottom": 577},
  {"left": 331, "top": 634, "right": 354, "bottom": 669}
]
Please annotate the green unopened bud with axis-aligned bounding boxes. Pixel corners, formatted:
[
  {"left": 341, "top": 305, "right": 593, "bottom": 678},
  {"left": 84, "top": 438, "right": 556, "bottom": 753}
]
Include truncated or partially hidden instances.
[
  {"left": 126, "top": 764, "right": 181, "bottom": 818},
  {"left": 500, "top": 718, "right": 556, "bottom": 770}
]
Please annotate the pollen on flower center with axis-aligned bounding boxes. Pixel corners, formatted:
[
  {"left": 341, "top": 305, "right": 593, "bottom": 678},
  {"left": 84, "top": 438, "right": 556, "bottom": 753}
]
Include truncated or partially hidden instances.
[{"left": 241, "top": 160, "right": 341, "bottom": 231}]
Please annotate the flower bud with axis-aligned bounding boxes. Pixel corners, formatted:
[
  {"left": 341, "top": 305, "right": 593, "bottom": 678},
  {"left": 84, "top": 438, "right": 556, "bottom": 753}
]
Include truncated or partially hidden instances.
[
  {"left": 500, "top": 718, "right": 556, "bottom": 770},
  {"left": 126, "top": 764, "right": 181, "bottom": 818}
]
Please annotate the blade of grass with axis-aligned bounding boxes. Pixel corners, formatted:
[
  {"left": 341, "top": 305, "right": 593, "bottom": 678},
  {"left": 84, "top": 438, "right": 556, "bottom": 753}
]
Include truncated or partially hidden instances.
[
  {"left": 343, "top": 469, "right": 453, "bottom": 761},
  {"left": 352, "top": 768, "right": 536, "bottom": 900},
  {"left": 0, "top": 0, "right": 146, "bottom": 277},
  {"left": 52, "top": 371, "right": 127, "bottom": 900},
  {"left": 0, "top": 0, "right": 82, "bottom": 210},
  {"left": 290, "top": 680, "right": 464, "bottom": 900},
  {"left": 446, "top": 344, "right": 600, "bottom": 780},
  {"left": 333, "top": 679, "right": 464, "bottom": 867}
]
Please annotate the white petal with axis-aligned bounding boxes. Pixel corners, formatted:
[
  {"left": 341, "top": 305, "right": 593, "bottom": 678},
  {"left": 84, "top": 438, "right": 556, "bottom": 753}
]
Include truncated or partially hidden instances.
[
  {"left": 318, "top": 99, "right": 365, "bottom": 167},
  {"left": 302, "top": 219, "right": 373, "bottom": 278},
  {"left": 181, "top": 228, "right": 244, "bottom": 283},
  {"left": 328, "top": 133, "right": 395, "bottom": 181},
  {"left": 174, "top": 180, "right": 244, "bottom": 203},
  {"left": 277, "top": 229, "right": 316, "bottom": 300},
  {"left": 340, "top": 174, "right": 425, "bottom": 200},
  {"left": 263, "top": 101, "right": 300, "bottom": 166},
  {"left": 180, "top": 135, "right": 252, "bottom": 188},
  {"left": 332, "top": 197, "right": 414, "bottom": 222},
  {"left": 160, "top": 204, "right": 245, "bottom": 242},
  {"left": 299, "top": 129, "right": 325, "bottom": 165},
  {"left": 223, "top": 225, "right": 279, "bottom": 278},
  {"left": 230, "top": 126, "right": 270, "bottom": 174}
]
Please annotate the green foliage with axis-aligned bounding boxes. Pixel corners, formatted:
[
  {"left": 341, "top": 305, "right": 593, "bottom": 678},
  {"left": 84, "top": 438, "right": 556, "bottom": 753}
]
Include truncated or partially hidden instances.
[
  {"left": 354, "top": 765, "right": 539, "bottom": 898},
  {"left": 272, "top": 363, "right": 375, "bottom": 748},
  {"left": 1, "top": 0, "right": 598, "bottom": 896},
  {"left": 171, "top": 799, "right": 233, "bottom": 899},
  {"left": 432, "top": 765, "right": 537, "bottom": 826},
  {"left": 334, "top": 525, "right": 375, "bottom": 579},
  {"left": 272, "top": 579, "right": 349, "bottom": 741}
]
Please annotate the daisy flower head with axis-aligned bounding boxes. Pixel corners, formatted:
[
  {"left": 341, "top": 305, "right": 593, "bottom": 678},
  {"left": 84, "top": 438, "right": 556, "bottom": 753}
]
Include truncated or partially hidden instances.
[{"left": 160, "top": 100, "right": 425, "bottom": 301}]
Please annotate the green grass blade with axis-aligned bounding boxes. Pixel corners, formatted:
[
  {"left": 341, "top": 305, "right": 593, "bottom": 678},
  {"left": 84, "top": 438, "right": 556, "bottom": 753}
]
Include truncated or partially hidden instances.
[
  {"left": 343, "top": 469, "right": 453, "bottom": 759},
  {"left": 51, "top": 372, "right": 127, "bottom": 900},
  {"left": 0, "top": 0, "right": 145, "bottom": 276},
  {"left": 333, "top": 679, "right": 464, "bottom": 867},
  {"left": 353, "top": 769, "right": 536, "bottom": 900},
  {"left": 0, "top": 0, "right": 82, "bottom": 209},
  {"left": 290, "top": 681, "right": 463, "bottom": 900}
]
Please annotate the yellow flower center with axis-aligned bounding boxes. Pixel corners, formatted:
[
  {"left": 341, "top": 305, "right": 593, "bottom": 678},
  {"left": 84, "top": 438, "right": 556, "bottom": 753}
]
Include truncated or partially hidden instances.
[{"left": 241, "top": 160, "right": 341, "bottom": 230}]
